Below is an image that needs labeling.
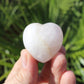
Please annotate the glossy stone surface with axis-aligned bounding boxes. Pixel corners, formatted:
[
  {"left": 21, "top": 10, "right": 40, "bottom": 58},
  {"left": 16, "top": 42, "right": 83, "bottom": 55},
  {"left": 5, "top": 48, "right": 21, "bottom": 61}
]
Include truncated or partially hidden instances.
[{"left": 23, "top": 22, "right": 63, "bottom": 63}]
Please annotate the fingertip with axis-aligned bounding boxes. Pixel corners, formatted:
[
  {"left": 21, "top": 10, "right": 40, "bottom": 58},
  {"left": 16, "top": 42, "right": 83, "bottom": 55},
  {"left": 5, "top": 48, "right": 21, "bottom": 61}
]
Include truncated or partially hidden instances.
[
  {"left": 60, "top": 71, "right": 76, "bottom": 84},
  {"left": 66, "top": 71, "right": 76, "bottom": 79},
  {"left": 20, "top": 49, "right": 28, "bottom": 56},
  {"left": 51, "top": 52, "right": 66, "bottom": 64}
]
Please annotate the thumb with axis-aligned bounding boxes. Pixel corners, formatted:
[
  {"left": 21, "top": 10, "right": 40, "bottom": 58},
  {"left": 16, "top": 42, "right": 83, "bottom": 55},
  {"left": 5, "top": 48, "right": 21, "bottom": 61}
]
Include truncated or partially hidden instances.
[{"left": 5, "top": 49, "right": 38, "bottom": 84}]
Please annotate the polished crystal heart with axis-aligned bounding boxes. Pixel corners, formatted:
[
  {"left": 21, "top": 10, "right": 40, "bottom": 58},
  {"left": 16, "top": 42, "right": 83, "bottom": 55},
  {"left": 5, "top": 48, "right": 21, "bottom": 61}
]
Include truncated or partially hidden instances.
[{"left": 23, "top": 22, "right": 63, "bottom": 63}]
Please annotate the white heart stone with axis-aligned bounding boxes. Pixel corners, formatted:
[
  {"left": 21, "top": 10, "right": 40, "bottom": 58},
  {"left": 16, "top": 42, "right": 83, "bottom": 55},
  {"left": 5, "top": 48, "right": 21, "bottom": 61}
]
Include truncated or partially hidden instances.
[{"left": 23, "top": 22, "right": 63, "bottom": 63}]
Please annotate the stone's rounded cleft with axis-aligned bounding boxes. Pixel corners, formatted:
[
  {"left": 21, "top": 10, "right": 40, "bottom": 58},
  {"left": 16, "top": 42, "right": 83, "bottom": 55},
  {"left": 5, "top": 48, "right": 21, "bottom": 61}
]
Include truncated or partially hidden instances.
[{"left": 23, "top": 22, "right": 63, "bottom": 63}]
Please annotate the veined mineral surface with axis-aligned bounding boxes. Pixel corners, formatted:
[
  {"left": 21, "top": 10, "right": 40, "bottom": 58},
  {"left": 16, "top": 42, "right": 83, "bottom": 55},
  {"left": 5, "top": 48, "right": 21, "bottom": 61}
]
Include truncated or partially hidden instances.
[{"left": 23, "top": 22, "right": 63, "bottom": 63}]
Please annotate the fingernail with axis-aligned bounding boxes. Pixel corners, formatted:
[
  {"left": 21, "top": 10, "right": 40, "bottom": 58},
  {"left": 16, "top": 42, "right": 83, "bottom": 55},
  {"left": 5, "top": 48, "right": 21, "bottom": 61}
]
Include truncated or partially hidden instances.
[{"left": 21, "top": 52, "right": 27, "bottom": 68}]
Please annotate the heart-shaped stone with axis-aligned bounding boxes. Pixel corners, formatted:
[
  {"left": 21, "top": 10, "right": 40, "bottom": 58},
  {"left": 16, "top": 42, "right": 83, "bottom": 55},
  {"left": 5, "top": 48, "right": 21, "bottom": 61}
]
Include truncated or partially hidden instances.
[{"left": 23, "top": 22, "right": 63, "bottom": 63}]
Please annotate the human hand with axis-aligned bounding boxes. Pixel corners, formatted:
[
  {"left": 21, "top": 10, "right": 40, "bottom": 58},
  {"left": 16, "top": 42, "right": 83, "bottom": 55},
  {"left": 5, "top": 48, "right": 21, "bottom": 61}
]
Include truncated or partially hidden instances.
[{"left": 4, "top": 46, "right": 76, "bottom": 84}]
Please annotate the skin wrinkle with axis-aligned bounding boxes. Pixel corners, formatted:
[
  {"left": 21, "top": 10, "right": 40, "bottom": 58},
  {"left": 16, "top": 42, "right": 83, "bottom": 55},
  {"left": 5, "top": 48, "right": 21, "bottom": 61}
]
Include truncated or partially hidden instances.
[
  {"left": 49, "top": 53, "right": 67, "bottom": 84},
  {"left": 55, "top": 61, "right": 67, "bottom": 84},
  {"left": 14, "top": 70, "right": 24, "bottom": 84},
  {"left": 38, "top": 46, "right": 66, "bottom": 84},
  {"left": 4, "top": 47, "right": 76, "bottom": 84}
]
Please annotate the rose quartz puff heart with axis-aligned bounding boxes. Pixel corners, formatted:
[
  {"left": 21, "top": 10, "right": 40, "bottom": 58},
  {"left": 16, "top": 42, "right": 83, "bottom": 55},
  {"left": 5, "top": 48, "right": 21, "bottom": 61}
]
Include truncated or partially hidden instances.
[{"left": 23, "top": 22, "right": 63, "bottom": 63}]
